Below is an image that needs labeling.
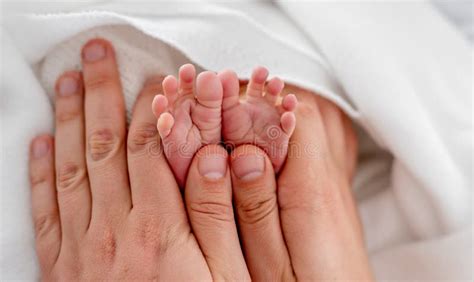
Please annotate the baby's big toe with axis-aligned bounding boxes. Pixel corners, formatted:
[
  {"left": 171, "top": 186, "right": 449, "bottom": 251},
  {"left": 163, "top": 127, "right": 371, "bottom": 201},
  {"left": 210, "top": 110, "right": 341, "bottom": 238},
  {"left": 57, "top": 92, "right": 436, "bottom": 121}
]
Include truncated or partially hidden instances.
[
  {"left": 192, "top": 71, "right": 223, "bottom": 143},
  {"left": 196, "top": 71, "right": 223, "bottom": 109}
]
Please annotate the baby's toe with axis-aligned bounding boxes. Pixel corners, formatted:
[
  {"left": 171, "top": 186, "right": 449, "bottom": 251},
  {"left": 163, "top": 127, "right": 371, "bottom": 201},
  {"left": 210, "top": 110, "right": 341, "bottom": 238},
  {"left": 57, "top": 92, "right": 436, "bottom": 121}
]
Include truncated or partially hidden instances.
[
  {"left": 280, "top": 111, "right": 296, "bottom": 136},
  {"left": 246, "top": 66, "right": 268, "bottom": 100},
  {"left": 162, "top": 75, "right": 179, "bottom": 105},
  {"left": 219, "top": 69, "right": 240, "bottom": 111},
  {"left": 282, "top": 94, "right": 298, "bottom": 112},
  {"left": 152, "top": 94, "right": 174, "bottom": 138},
  {"left": 196, "top": 71, "right": 223, "bottom": 108},
  {"left": 265, "top": 77, "right": 284, "bottom": 105},
  {"left": 192, "top": 71, "right": 223, "bottom": 142},
  {"left": 152, "top": 94, "right": 168, "bottom": 118},
  {"left": 178, "top": 64, "right": 196, "bottom": 95},
  {"left": 157, "top": 112, "right": 175, "bottom": 139}
]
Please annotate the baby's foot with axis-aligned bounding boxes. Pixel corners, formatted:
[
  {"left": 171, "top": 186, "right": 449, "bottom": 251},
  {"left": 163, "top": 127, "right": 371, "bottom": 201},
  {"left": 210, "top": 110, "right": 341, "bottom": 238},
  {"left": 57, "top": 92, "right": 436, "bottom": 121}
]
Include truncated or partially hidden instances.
[
  {"left": 219, "top": 66, "right": 297, "bottom": 172},
  {"left": 152, "top": 64, "right": 223, "bottom": 187}
]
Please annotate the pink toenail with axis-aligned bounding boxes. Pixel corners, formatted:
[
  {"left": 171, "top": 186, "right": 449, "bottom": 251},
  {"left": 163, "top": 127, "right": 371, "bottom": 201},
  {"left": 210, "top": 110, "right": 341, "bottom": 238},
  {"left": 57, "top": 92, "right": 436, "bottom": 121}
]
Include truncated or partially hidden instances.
[
  {"left": 82, "top": 42, "right": 106, "bottom": 62},
  {"left": 58, "top": 76, "right": 77, "bottom": 96},
  {"left": 32, "top": 138, "right": 49, "bottom": 159}
]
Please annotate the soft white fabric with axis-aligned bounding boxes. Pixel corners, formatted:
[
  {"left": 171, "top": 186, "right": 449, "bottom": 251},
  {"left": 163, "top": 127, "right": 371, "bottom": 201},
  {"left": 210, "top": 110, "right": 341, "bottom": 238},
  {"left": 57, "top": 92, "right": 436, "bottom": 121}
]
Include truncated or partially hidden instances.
[
  {"left": 432, "top": 0, "right": 473, "bottom": 42},
  {"left": 1, "top": 1, "right": 472, "bottom": 280}
]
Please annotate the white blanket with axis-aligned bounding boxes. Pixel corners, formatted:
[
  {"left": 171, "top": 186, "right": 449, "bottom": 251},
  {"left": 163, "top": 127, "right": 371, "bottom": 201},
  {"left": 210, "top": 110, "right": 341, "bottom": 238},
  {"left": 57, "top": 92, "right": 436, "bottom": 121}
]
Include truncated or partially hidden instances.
[{"left": 1, "top": 1, "right": 472, "bottom": 280}]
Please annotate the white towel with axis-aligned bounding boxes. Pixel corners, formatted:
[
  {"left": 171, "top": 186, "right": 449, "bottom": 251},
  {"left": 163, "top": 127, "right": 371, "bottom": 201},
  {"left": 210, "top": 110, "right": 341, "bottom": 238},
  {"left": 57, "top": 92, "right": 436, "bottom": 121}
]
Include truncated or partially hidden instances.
[{"left": 1, "top": 1, "right": 472, "bottom": 280}]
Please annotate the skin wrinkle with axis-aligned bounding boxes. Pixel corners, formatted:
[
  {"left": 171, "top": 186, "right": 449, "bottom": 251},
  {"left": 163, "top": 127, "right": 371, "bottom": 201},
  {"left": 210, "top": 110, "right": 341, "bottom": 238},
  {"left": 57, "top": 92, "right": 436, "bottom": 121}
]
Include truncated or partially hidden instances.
[
  {"left": 237, "top": 196, "right": 277, "bottom": 225},
  {"left": 34, "top": 213, "right": 60, "bottom": 240},
  {"left": 127, "top": 123, "right": 158, "bottom": 148},
  {"left": 88, "top": 128, "right": 121, "bottom": 162},
  {"left": 30, "top": 173, "right": 49, "bottom": 187},
  {"left": 188, "top": 202, "right": 235, "bottom": 225},
  {"left": 55, "top": 107, "right": 82, "bottom": 123},
  {"left": 56, "top": 162, "right": 86, "bottom": 192}
]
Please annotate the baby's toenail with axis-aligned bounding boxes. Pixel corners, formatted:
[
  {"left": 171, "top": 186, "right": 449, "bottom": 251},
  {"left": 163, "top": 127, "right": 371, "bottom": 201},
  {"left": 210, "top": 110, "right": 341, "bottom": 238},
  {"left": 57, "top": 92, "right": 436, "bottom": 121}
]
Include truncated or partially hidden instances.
[
  {"left": 58, "top": 76, "right": 77, "bottom": 96},
  {"left": 232, "top": 152, "right": 265, "bottom": 181},
  {"left": 32, "top": 138, "right": 49, "bottom": 159},
  {"left": 82, "top": 41, "right": 106, "bottom": 62},
  {"left": 198, "top": 152, "right": 227, "bottom": 180}
]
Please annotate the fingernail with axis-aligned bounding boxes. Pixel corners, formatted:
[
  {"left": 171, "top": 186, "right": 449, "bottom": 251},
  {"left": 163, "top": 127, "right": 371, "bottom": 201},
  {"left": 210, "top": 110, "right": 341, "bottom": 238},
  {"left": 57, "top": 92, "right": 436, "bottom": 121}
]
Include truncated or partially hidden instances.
[
  {"left": 198, "top": 152, "right": 228, "bottom": 180},
  {"left": 58, "top": 76, "right": 77, "bottom": 96},
  {"left": 232, "top": 152, "right": 265, "bottom": 181},
  {"left": 82, "top": 41, "right": 106, "bottom": 62},
  {"left": 32, "top": 138, "right": 49, "bottom": 159}
]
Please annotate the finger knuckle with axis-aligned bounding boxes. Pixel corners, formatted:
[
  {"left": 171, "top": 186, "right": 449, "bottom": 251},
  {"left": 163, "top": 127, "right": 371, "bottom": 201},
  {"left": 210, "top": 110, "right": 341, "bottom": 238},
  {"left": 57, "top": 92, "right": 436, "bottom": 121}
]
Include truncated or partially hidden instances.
[
  {"left": 237, "top": 194, "right": 277, "bottom": 225},
  {"left": 56, "top": 107, "right": 82, "bottom": 123},
  {"left": 30, "top": 173, "right": 50, "bottom": 188},
  {"left": 34, "top": 213, "right": 59, "bottom": 239},
  {"left": 84, "top": 73, "right": 116, "bottom": 92},
  {"left": 88, "top": 128, "right": 121, "bottom": 161},
  {"left": 57, "top": 162, "right": 86, "bottom": 192},
  {"left": 127, "top": 122, "right": 159, "bottom": 155},
  {"left": 189, "top": 201, "right": 234, "bottom": 225}
]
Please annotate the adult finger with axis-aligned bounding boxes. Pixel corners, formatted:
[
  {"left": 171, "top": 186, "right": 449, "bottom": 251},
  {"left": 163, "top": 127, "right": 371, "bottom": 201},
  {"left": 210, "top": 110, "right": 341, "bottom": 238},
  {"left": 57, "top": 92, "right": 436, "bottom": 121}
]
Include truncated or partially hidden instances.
[
  {"left": 81, "top": 38, "right": 130, "bottom": 221},
  {"left": 278, "top": 98, "right": 372, "bottom": 280},
  {"left": 315, "top": 96, "right": 363, "bottom": 239},
  {"left": 54, "top": 71, "right": 91, "bottom": 239},
  {"left": 127, "top": 76, "right": 187, "bottom": 215},
  {"left": 314, "top": 96, "right": 348, "bottom": 173},
  {"left": 230, "top": 145, "right": 294, "bottom": 281},
  {"left": 185, "top": 145, "right": 250, "bottom": 281},
  {"left": 29, "top": 135, "right": 61, "bottom": 273}
]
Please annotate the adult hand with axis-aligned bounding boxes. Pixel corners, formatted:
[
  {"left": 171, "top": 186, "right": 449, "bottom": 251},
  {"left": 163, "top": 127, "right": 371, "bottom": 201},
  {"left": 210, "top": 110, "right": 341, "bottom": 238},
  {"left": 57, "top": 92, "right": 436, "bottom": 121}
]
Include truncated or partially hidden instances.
[
  {"left": 28, "top": 38, "right": 250, "bottom": 281},
  {"left": 29, "top": 37, "right": 372, "bottom": 281},
  {"left": 225, "top": 82, "right": 373, "bottom": 280}
]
